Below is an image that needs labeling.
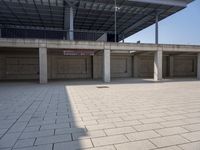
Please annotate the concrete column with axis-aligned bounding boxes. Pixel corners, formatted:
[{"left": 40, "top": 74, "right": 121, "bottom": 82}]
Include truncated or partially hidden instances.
[
  {"left": 133, "top": 55, "right": 139, "bottom": 78},
  {"left": 155, "top": 13, "right": 159, "bottom": 44},
  {"left": 197, "top": 53, "right": 200, "bottom": 80},
  {"left": 154, "top": 51, "right": 162, "bottom": 81},
  {"left": 69, "top": 6, "right": 74, "bottom": 40},
  {"left": 64, "top": 4, "right": 74, "bottom": 40},
  {"left": 103, "top": 49, "right": 111, "bottom": 83},
  {"left": 169, "top": 56, "right": 174, "bottom": 77},
  {"left": 39, "top": 47, "right": 48, "bottom": 84}
]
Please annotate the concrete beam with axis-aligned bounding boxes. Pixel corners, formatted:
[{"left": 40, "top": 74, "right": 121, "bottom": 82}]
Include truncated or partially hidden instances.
[
  {"left": 39, "top": 47, "right": 48, "bottom": 84},
  {"left": 197, "top": 53, "right": 200, "bottom": 80},
  {"left": 103, "top": 49, "right": 111, "bottom": 83},
  {"left": 154, "top": 50, "right": 163, "bottom": 81},
  {"left": 1, "top": 38, "right": 200, "bottom": 52}
]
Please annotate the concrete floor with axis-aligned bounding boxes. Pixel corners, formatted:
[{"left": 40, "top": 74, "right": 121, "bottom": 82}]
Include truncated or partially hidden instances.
[{"left": 1, "top": 79, "right": 200, "bottom": 150}]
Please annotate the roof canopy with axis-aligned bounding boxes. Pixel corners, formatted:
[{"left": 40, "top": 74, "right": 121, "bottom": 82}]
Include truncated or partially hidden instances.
[{"left": 0, "top": 0, "right": 193, "bottom": 39}]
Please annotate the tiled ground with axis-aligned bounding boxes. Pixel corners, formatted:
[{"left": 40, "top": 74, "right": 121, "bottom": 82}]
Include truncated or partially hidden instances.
[{"left": 1, "top": 79, "right": 200, "bottom": 150}]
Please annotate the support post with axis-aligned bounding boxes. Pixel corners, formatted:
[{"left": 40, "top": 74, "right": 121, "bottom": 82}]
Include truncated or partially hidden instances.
[
  {"left": 103, "top": 49, "right": 111, "bottom": 83},
  {"left": 64, "top": 3, "right": 74, "bottom": 40},
  {"left": 114, "top": 0, "right": 117, "bottom": 43},
  {"left": 169, "top": 56, "right": 174, "bottom": 77},
  {"left": 197, "top": 53, "right": 200, "bottom": 80},
  {"left": 133, "top": 55, "right": 139, "bottom": 78},
  {"left": 154, "top": 51, "right": 162, "bottom": 81},
  {"left": 122, "top": 33, "right": 125, "bottom": 43},
  {"left": 155, "top": 12, "right": 159, "bottom": 44},
  {"left": 69, "top": 6, "right": 74, "bottom": 40},
  {"left": 39, "top": 47, "right": 48, "bottom": 84}
]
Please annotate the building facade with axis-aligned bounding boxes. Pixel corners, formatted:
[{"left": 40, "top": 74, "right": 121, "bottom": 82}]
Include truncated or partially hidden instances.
[{"left": 0, "top": 0, "right": 200, "bottom": 83}]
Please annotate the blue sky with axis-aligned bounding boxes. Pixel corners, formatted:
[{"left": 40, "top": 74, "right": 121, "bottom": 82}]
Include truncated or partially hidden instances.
[{"left": 125, "top": 0, "right": 200, "bottom": 45}]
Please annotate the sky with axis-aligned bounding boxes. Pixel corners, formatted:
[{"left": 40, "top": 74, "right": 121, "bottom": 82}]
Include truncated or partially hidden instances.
[{"left": 125, "top": 0, "right": 200, "bottom": 45}]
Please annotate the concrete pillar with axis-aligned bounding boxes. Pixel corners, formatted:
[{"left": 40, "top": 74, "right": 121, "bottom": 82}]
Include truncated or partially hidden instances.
[
  {"left": 39, "top": 47, "right": 48, "bottom": 84},
  {"left": 103, "top": 49, "right": 111, "bottom": 83},
  {"left": 69, "top": 7, "right": 74, "bottom": 40},
  {"left": 154, "top": 51, "right": 162, "bottom": 81},
  {"left": 64, "top": 4, "right": 74, "bottom": 40},
  {"left": 169, "top": 56, "right": 174, "bottom": 77},
  {"left": 197, "top": 53, "right": 200, "bottom": 80},
  {"left": 133, "top": 55, "right": 139, "bottom": 78},
  {"left": 155, "top": 13, "right": 159, "bottom": 44}
]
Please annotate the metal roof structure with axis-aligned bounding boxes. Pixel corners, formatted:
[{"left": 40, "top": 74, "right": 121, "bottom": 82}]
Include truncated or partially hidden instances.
[{"left": 0, "top": 0, "right": 193, "bottom": 40}]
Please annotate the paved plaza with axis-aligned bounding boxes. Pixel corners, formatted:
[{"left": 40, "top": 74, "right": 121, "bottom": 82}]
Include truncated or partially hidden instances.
[{"left": 1, "top": 79, "right": 200, "bottom": 150}]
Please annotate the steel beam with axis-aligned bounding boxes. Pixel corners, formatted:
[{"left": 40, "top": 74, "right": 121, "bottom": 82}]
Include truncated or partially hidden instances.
[
  {"left": 155, "top": 12, "right": 159, "bottom": 44},
  {"left": 127, "top": 0, "right": 188, "bottom": 7}
]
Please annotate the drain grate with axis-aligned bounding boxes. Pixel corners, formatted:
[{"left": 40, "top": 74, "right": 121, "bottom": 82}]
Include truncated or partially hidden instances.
[{"left": 96, "top": 86, "right": 109, "bottom": 89}]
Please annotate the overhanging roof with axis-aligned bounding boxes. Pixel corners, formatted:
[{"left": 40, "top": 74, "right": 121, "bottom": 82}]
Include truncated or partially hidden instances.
[{"left": 0, "top": 0, "right": 193, "bottom": 39}]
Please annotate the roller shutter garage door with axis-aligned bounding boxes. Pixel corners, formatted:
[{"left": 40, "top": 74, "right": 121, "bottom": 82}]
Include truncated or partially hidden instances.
[
  {"left": 111, "top": 55, "right": 132, "bottom": 78},
  {"left": 51, "top": 56, "right": 92, "bottom": 79},
  {"left": 4, "top": 56, "right": 39, "bottom": 80}
]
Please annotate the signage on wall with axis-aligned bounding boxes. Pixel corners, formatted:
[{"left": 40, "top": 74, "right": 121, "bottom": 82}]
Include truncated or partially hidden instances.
[{"left": 63, "top": 50, "right": 94, "bottom": 56}]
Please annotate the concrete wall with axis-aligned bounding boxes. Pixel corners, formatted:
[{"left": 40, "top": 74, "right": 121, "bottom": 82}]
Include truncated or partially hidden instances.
[
  {"left": 0, "top": 55, "right": 39, "bottom": 80},
  {"left": 92, "top": 54, "right": 133, "bottom": 79},
  {"left": 93, "top": 54, "right": 103, "bottom": 79},
  {"left": 134, "top": 55, "right": 154, "bottom": 78},
  {"left": 111, "top": 55, "right": 132, "bottom": 78},
  {"left": 173, "top": 56, "right": 197, "bottom": 77},
  {"left": 0, "top": 49, "right": 39, "bottom": 80},
  {"left": 48, "top": 50, "right": 92, "bottom": 79},
  {"left": 0, "top": 48, "right": 198, "bottom": 80}
]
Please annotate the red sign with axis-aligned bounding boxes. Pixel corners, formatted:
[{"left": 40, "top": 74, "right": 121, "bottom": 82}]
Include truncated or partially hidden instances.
[{"left": 63, "top": 50, "right": 94, "bottom": 56}]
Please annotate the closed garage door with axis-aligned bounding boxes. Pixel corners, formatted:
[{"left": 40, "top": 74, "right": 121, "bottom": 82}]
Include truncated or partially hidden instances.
[
  {"left": 50, "top": 56, "right": 92, "bottom": 79},
  {"left": 111, "top": 55, "right": 132, "bottom": 78}
]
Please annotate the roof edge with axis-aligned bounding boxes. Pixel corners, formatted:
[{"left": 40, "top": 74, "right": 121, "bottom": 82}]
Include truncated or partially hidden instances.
[{"left": 127, "top": 0, "right": 192, "bottom": 7}]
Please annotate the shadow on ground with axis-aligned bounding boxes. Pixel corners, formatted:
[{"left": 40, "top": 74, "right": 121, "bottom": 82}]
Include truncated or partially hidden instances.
[{"left": 0, "top": 82, "right": 88, "bottom": 150}]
